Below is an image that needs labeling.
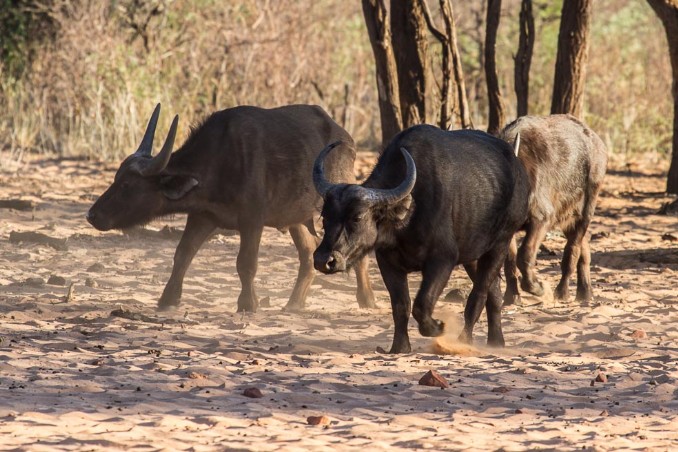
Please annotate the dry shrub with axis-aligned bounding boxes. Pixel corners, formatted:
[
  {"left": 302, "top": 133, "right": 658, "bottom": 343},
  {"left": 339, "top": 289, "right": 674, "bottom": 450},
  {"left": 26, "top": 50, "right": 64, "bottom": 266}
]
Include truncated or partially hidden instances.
[
  {"left": 0, "top": 0, "right": 378, "bottom": 160},
  {"left": 0, "top": 0, "right": 673, "bottom": 164}
]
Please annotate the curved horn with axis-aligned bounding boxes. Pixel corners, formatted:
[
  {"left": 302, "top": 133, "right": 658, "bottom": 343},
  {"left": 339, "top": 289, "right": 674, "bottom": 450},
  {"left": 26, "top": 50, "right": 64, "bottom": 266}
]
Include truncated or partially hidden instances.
[
  {"left": 138, "top": 114, "right": 178, "bottom": 177},
  {"left": 359, "top": 147, "right": 416, "bottom": 205},
  {"left": 135, "top": 103, "right": 161, "bottom": 157},
  {"left": 313, "top": 141, "right": 343, "bottom": 197}
]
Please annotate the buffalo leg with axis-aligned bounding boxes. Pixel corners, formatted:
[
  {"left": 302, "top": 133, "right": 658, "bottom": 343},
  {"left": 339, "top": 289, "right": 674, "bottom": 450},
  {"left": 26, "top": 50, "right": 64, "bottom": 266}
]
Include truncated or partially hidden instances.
[
  {"left": 353, "top": 255, "right": 377, "bottom": 308},
  {"left": 575, "top": 234, "right": 593, "bottom": 302},
  {"left": 459, "top": 246, "right": 506, "bottom": 345},
  {"left": 236, "top": 223, "right": 264, "bottom": 312},
  {"left": 412, "top": 257, "right": 455, "bottom": 338},
  {"left": 517, "top": 221, "right": 549, "bottom": 297},
  {"left": 485, "top": 278, "right": 505, "bottom": 346},
  {"left": 503, "top": 235, "right": 521, "bottom": 305},
  {"left": 158, "top": 213, "right": 216, "bottom": 311},
  {"left": 376, "top": 252, "right": 412, "bottom": 354},
  {"left": 554, "top": 223, "right": 585, "bottom": 302},
  {"left": 285, "top": 223, "right": 318, "bottom": 311}
]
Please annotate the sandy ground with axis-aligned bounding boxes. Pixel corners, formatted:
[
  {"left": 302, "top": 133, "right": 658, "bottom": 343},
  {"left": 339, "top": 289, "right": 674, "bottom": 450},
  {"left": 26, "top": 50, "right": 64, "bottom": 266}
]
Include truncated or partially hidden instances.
[{"left": 0, "top": 151, "right": 677, "bottom": 451}]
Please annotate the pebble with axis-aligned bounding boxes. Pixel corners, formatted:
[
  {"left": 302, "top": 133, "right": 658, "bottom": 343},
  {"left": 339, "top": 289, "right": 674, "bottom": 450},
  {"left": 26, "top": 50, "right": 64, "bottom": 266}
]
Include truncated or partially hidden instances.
[
  {"left": 307, "top": 415, "right": 330, "bottom": 426},
  {"left": 418, "top": 370, "right": 449, "bottom": 389},
  {"left": 47, "top": 275, "right": 67, "bottom": 286},
  {"left": 243, "top": 387, "right": 263, "bottom": 398}
]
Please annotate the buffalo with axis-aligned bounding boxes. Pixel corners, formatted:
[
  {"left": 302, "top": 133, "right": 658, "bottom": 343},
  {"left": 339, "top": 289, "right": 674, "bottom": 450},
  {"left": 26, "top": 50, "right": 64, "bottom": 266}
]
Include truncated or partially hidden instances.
[
  {"left": 313, "top": 125, "right": 529, "bottom": 353},
  {"left": 500, "top": 114, "right": 608, "bottom": 305},
  {"left": 87, "top": 104, "right": 375, "bottom": 312}
]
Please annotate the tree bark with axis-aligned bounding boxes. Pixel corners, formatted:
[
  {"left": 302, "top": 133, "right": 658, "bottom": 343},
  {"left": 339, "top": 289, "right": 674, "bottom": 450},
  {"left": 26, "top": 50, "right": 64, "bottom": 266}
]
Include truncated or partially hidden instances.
[
  {"left": 647, "top": 0, "right": 678, "bottom": 194},
  {"left": 485, "top": 0, "right": 505, "bottom": 135},
  {"left": 551, "top": 0, "right": 592, "bottom": 118},
  {"left": 362, "top": 0, "right": 403, "bottom": 147},
  {"left": 444, "top": 0, "right": 473, "bottom": 129},
  {"left": 514, "top": 0, "right": 534, "bottom": 117},
  {"left": 391, "top": 0, "right": 428, "bottom": 128},
  {"left": 420, "top": 0, "right": 454, "bottom": 129}
]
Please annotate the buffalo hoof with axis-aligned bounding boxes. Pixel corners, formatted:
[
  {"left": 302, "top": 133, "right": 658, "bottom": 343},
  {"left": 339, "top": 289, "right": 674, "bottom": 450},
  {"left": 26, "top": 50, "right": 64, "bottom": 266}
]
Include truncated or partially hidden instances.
[
  {"left": 236, "top": 294, "right": 259, "bottom": 313},
  {"left": 575, "top": 286, "right": 593, "bottom": 303},
  {"left": 503, "top": 291, "right": 521, "bottom": 306},
  {"left": 283, "top": 301, "right": 305, "bottom": 312},
  {"left": 387, "top": 341, "right": 412, "bottom": 354},
  {"left": 357, "top": 291, "right": 377, "bottom": 309},
  {"left": 457, "top": 329, "right": 472, "bottom": 344},
  {"left": 521, "top": 278, "right": 545, "bottom": 297},
  {"left": 157, "top": 302, "right": 179, "bottom": 312},
  {"left": 418, "top": 318, "right": 445, "bottom": 338},
  {"left": 157, "top": 293, "right": 181, "bottom": 311},
  {"left": 487, "top": 331, "right": 505, "bottom": 347},
  {"left": 553, "top": 283, "right": 570, "bottom": 302}
]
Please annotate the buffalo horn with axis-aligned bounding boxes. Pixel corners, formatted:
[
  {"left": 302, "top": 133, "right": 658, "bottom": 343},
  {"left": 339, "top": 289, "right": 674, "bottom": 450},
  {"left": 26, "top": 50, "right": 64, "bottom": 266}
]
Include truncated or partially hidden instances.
[
  {"left": 137, "top": 114, "right": 179, "bottom": 176},
  {"left": 134, "top": 103, "right": 161, "bottom": 157},
  {"left": 359, "top": 147, "right": 416, "bottom": 206},
  {"left": 513, "top": 133, "right": 521, "bottom": 157},
  {"left": 312, "top": 141, "right": 343, "bottom": 197}
]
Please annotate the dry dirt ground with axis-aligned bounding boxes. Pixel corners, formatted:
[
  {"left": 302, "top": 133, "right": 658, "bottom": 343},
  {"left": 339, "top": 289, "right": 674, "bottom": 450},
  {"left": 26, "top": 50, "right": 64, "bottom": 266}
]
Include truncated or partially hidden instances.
[{"left": 0, "top": 152, "right": 677, "bottom": 451}]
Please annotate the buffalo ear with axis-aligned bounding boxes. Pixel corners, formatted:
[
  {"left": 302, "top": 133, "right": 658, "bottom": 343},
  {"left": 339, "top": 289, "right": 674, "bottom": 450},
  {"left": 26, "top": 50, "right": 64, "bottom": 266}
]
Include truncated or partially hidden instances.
[
  {"left": 391, "top": 194, "right": 413, "bottom": 222},
  {"left": 160, "top": 175, "right": 199, "bottom": 200}
]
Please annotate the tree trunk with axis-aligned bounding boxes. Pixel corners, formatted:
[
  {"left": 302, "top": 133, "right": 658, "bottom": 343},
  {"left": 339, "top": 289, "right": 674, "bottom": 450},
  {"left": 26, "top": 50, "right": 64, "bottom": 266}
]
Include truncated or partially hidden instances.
[
  {"left": 647, "top": 0, "right": 678, "bottom": 194},
  {"left": 444, "top": 0, "right": 473, "bottom": 129},
  {"left": 485, "top": 0, "right": 505, "bottom": 135},
  {"left": 391, "top": 0, "right": 428, "bottom": 128},
  {"left": 551, "top": 0, "right": 592, "bottom": 118},
  {"left": 514, "top": 0, "right": 534, "bottom": 117},
  {"left": 362, "top": 0, "right": 403, "bottom": 147}
]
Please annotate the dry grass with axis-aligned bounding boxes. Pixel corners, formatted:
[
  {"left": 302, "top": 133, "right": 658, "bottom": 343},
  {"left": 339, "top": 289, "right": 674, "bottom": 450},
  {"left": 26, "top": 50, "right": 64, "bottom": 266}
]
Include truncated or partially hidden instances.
[{"left": 0, "top": 0, "right": 672, "bottom": 164}]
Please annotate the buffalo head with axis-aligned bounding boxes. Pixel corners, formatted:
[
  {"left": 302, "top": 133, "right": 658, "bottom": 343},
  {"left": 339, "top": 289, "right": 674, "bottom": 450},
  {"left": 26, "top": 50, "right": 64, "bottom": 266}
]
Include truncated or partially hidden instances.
[
  {"left": 312, "top": 141, "right": 416, "bottom": 274},
  {"left": 86, "top": 104, "right": 198, "bottom": 231}
]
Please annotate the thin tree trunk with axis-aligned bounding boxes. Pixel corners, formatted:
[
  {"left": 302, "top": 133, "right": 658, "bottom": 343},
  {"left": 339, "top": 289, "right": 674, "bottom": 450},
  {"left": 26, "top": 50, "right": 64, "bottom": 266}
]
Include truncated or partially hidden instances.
[
  {"left": 485, "top": 0, "right": 505, "bottom": 135},
  {"left": 514, "top": 0, "right": 534, "bottom": 117},
  {"left": 551, "top": 0, "right": 592, "bottom": 118},
  {"left": 391, "top": 0, "right": 428, "bottom": 128},
  {"left": 362, "top": 0, "right": 403, "bottom": 147},
  {"left": 444, "top": 0, "right": 473, "bottom": 129},
  {"left": 420, "top": 0, "right": 454, "bottom": 129},
  {"left": 647, "top": 0, "right": 678, "bottom": 194}
]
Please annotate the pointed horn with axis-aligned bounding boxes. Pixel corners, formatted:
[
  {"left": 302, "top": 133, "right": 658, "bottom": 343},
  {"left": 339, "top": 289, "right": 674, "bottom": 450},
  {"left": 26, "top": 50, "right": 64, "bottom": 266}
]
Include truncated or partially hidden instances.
[
  {"left": 360, "top": 147, "right": 416, "bottom": 205},
  {"left": 513, "top": 132, "right": 521, "bottom": 157},
  {"left": 135, "top": 103, "right": 161, "bottom": 157},
  {"left": 138, "top": 114, "right": 179, "bottom": 176},
  {"left": 313, "top": 141, "right": 343, "bottom": 197}
]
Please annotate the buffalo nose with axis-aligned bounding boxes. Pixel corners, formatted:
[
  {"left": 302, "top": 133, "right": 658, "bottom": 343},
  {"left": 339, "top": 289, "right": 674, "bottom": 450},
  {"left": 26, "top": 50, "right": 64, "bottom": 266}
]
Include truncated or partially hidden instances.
[
  {"left": 314, "top": 253, "right": 338, "bottom": 273},
  {"left": 86, "top": 211, "right": 95, "bottom": 225},
  {"left": 325, "top": 255, "right": 337, "bottom": 272}
]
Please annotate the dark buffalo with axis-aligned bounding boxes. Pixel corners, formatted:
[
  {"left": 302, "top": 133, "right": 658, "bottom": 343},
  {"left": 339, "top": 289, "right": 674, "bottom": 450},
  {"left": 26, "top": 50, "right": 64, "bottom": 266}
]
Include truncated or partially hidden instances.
[
  {"left": 87, "top": 104, "right": 375, "bottom": 312},
  {"left": 313, "top": 125, "right": 529, "bottom": 353},
  {"left": 500, "top": 114, "right": 608, "bottom": 305}
]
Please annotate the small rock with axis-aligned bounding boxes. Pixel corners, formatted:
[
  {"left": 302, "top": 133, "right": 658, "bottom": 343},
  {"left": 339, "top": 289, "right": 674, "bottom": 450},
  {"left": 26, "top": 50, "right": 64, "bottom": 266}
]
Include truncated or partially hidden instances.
[
  {"left": 630, "top": 329, "right": 647, "bottom": 339},
  {"left": 85, "top": 277, "right": 98, "bottom": 288},
  {"left": 595, "top": 372, "right": 608, "bottom": 383},
  {"left": 243, "top": 387, "right": 263, "bottom": 398},
  {"left": 599, "top": 410, "right": 609, "bottom": 416},
  {"left": 306, "top": 415, "right": 330, "bottom": 426},
  {"left": 188, "top": 372, "right": 207, "bottom": 380},
  {"left": 376, "top": 346, "right": 388, "bottom": 354},
  {"left": 47, "top": 275, "right": 67, "bottom": 286},
  {"left": 515, "top": 408, "right": 524, "bottom": 414},
  {"left": 259, "top": 296, "right": 271, "bottom": 308},
  {"left": 492, "top": 386, "right": 510, "bottom": 393},
  {"left": 24, "top": 277, "right": 45, "bottom": 287},
  {"left": 87, "top": 263, "right": 105, "bottom": 272},
  {"left": 418, "top": 370, "right": 449, "bottom": 389},
  {"left": 661, "top": 233, "right": 677, "bottom": 242}
]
